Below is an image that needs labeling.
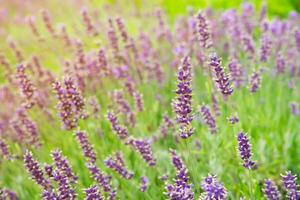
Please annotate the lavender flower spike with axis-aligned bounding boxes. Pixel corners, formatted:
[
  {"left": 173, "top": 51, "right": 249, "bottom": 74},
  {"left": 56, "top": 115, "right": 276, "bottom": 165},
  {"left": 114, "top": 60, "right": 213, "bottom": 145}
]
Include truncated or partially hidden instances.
[
  {"left": 200, "top": 174, "right": 227, "bottom": 200},
  {"left": 126, "top": 137, "right": 156, "bottom": 166},
  {"left": 75, "top": 130, "right": 97, "bottom": 163},
  {"left": 195, "top": 12, "right": 212, "bottom": 48},
  {"left": 200, "top": 105, "right": 217, "bottom": 134},
  {"left": 104, "top": 152, "right": 133, "bottom": 179},
  {"left": 209, "top": 53, "right": 233, "bottom": 96},
  {"left": 263, "top": 179, "right": 280, "bottom": 200},
  {"left": 295, "top": 29, "right": 300, "bottom": 53},
  {"left": 281, "top": 171, "right": 300, "bottom": 200},
  {"left": 165, "top": 149, "right": 194, "bottom": 200},
  {"left": 173, "top": 56, "right": 194, "bottom": 139},
  {"left": 84, "top": 185, "right": 103, "bottom": 200},
  {"left": 249, "top": 71, "right": 261, "bottom": 93},
  {"left": 237, "top": 132, "right": 256, "bottom": 170},
  {"left": 140, "top": 176, "right": 149, "bottom": 192},
  {"left": 24, "top": 150, "right": 51, "bottom": 189},
  {"left": 107, "top": 111, "right": 129, "bottom": 140}
]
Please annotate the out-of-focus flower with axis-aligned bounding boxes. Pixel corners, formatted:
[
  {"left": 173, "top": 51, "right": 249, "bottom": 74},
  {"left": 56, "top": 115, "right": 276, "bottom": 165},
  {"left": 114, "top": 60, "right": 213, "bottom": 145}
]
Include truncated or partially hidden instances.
[
  {"left": 104, "top": 152, "right": 133, "bottom": 179},
  {"left": 139, "top": 176, "right": 149, "bottom": 192},
  {"left": 228, "top": 58, "right": 244, "bottom": 89},
  {"left": 81, "top": 8, "right": 98, "bottom": 36},
  {"left": 290, "top": 102, "right": 300, "bottom": 116},
  {"left": 195, "top": 12, "right": 212, "bottom": 48},
  {"left": 41, "top": 9, "right": 56, "bottom": 38},
  {"left": 209, "top": 53, "right": 233, "bottom": 96},
  {"left": 0, "top": 139, "right": 11, "bottom": 160},
  {"left": 200, "top": 105, "right": 217, "bottom": 134},
  {"left": 249, "top": 71, "right": 261, "bottom": 93},
  {"left": 126, "top": 137, "right": 156, "bottom": 166}
]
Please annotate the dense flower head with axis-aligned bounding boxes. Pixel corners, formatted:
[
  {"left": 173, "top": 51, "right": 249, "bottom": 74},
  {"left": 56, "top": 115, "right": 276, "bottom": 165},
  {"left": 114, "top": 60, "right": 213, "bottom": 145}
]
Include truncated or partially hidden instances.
[
  {"left": 16, "top": 64, "right": 36, "bottom": 108},
  {"left": 86, "top": 163, "right": 115, "bottom": 199},
  {"left": 52, "top": 169, "right": 77, "bottom": 200},
  {"left": 209, "top": 53, "right": 233, "bottom": 96},
  {"left": 241, "top": 34, "right": 255, "bottom": 59},
  {"left": 276, "top": 53, "right": 286, "bottom": 74},
  {"left": 107, "top": 111, "right": 129, "bottom": 140},
  {"left": 200, "top": 105, "right": 217, "bottom": 134},
  {"left": 228, "top": 115, "right": 239, "bottom": 124},
  {"left": 249, "top": 71, "right": 261, "bottom": 93},
  {"left": 126, "top": 137, "right": 156, "bottom": 166},
  {"left": 84, "top": 185, "right": 103, "bottom": 200},
  {"left": 237, "top": 132, "right": 256, "bottom": 170},
  {"left": 260, "top": 33, "right": 272, "bottom": 62},
  {"left": 24, "top": 150, "right": 51, "bottom": 189},
  {"left": 140, "top": 176, "right": 149, "bottom": 192},
  {"left": 51, "top": 149, "right": 77, "bottom": 183},
  {"left": 200, "top": 174, "right": 227, "bottom": 200},
  {"left": 75, "top": 131, "right": 97, "bottom": 163},
  {"left": 104, "top": 152, "right": 133, "bottom": 179},
  {"left": 263, "top": 179, "right": 280, "bottom": 200},
  {"left": 195, "top": 11, "right": 212, "bottom": 48},
  {"left": 173, "top": 56, "right": 194, "bottom": 139},
  {"left": 0, "top": 188, "right": 19, "bottom": 200},
  {"left": 0, "top": 139, "right": 11, "bottom": 160},
  {"left": 165, "top": 149, "right": 194, "bottom": 200},
  {"left": 281, "top": 171, "right": 300, "bottom": 200}
]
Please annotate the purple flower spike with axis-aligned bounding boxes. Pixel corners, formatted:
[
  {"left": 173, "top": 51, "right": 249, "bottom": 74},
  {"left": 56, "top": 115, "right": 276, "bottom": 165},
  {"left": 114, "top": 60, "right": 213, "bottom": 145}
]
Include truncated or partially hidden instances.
[
  {"left": 24, "top": 150, "right": 51, "bottom": 189},
  {"left": 263, "top": 179, "right": 280, "bottom": 200},
  {"left": 195, "top": 12, "right": 212, "bottom": 48},
  {"left": 228, "top": 115, "right": 239, "bottom": 124},
  {"left": 126, "top": 137, "right": 156, "bottom": 166},
  {"left": 200, "top": 105, "right": 217, "bottom": 134},
  {"left": 104, "top": 152, "right": 133, "bottom": 179},
  {"left": 209, "top": 53, "right": 233, "bottom": 96},
  {"left": 0, "top": 139, "right": 11, "bottom": 160},
  {"left": 107, "top": 111, "right": 129, "bottom": 140},
  {"left": 140, "top": 176, "right": 149, "bottom": 192},
  {"left": 0, "top": 188, "right": 19, "bottom": 200},
  {"left": 165, "top": 149, "right": 194, "bottom": 200},
  {"left": 290, "top": 102, "right": 300, "bottom": 116},
  {"left": 75, "top": 131, "right": 97, "bottom": 163},
  {"left": 237, "top": 132, "right": 256, "bottom": 170},
  {"left": 52, "top": 169, "right": 77, "bottom": 200},
  {"left": 200, "top": 174, "right": 227, "bottom": 200},
  {"left": 281, "top": 171, "right": 300, "bottom": 200},
  {"left": 276, "top": 53, "right": 285, "bottom": 74},
  {"left": 173, "top": 56, "right": 194, "bottom": 139},
  {"left": 249, "top": 71, "right": 261, "bottom": 93},
  {"left": 86, "top": 163, "right": 115, "bottom": 198},
  {"left": 228, "top": 58, "right": 244, "bottom": 89},
  {"left": 51, "top": 150, "right": 77, "bottom": 183},
  {"left": 295, "top": 29, "right": 300, "bottom": 53},
  {"left": 84, "top": 185, "right": 103, "bottom": 200},
  {"left": 260, "top": 34, "right": 272, "bottom": 62}
]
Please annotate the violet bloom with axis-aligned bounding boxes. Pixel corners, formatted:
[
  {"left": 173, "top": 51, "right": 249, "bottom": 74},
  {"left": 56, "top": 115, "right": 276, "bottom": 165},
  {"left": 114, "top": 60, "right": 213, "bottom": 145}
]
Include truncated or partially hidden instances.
[
  {"left": 86, "top": 163, "right": 115, "bottom": 199},
  {"left": 0, "top": 188, "right": 19, "bottom": 200},
  {"left": 140, "top": 176, "right": 149, "bottom": 192},
  {"left": 0, "top": 139, "right": 10, "bottom": 160},
  {"left": 75, "top": 131, "right": 97, "bottom": 163},
  {"left": 51, "top": 150, "right": 77, "bottom": 183},
  {"left": 281, "top": 171, "right": 300, "bottom": 199},
  {"left": 133, "top": 92, "right": 144, "bottom": 112},
  {"left": 84, "top": 185, "right": 103, "bottom": 200},
  {"left": 228, "top": 58, "right": 244, "bottom": 89},
  {"left": 173, "top": 56, "right": 194, "bottom": 139},
  {"left": 107, "top": 111, "right": 128, "bottom": 140},
  {"left": 295, "top": 29, "right": 300, "bottom": 53},
  {"left": 126, "top": 137, "right": 156, "bottom": 166},
  {"left": 260, "top": 34, "right": 272, "bottom": 62},
  {"left": 195, "top": 12, "right": 212, "bottom": 48},
  {"left": 211, "top": 93, "right": 220, "bottom": 117},
  {"left": 276, "top": 53, "right": 285, "bottom": 74},
  {"left": 52, "top": 169, "right": 77, "bottom": 200},
  {"left": 290, "top": 102, "right": 300, "bottom": 116},
  {"left": 209, "top": 53, "right": 233, "bottom": 96},
  {"left": 24, "top": 150, "right": 51, "bottom": 189},
  {"left": 200, "top": 105, "right": 217, "bottom": 134},
  {"left": 249, "top": 71, "right": 261, "bottom": 93},
  {"left": 104, "top": 152, "right": 133, "bottom": 179},
  {"left": 200, "top": 174, "right": 227, "bottom": 200},
  {"left": 81, "top": 8, "right": 97, "bottom": 36},
  {"left": 228, "top": 115, "right": 239, "bottom": 124},
  {"left": 16, "top": 64, "right": 36, "bottom": 109},
  {"left": 159, "top": 114, "right": 175, "bottom": 138},
  {"left": 263, "top": 179, "right": 280, "bottom": 200},
  {"left": 165, "top": 150, "right": 194, "bottom": 200},
  {"left": 241, "top": 34, "right": 255, "bottom": 59},
  {"left": 237, "top": 132, "right": 256, "bottom": 170},
  {"left": 42, "top": 189, "right": 57, "bottom": 200}
]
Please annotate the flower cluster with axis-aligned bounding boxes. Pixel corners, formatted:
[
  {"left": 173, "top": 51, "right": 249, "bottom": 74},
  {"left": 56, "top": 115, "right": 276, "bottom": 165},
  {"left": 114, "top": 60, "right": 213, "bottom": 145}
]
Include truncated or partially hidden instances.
[
  {"left": 228, "top": 58, "right": 244, "bottom": 89},
  {"left": 209, "top": 53, "right": 233, "bottom": 96},
  {"left": 263, "top": 179, "right": 280, "bottom": 200},
  {"left": 165, "top": 149, "right": 194, "bottom": 200},
  {"left": 139, "top": 176, "right": 149, "bottom": 192},
  {"left": 173, "top": 56, "right": 194, "bottom": 139},
  {"left": 281, "top": 171, "right": 300, "bottom": 200},
  {"left": 84, "top": 185, "right": 103, "bottom": 200},
  {"left": 200, "top": 174, "right": 227, "bottom": 200},
  {"left": 237, "top": 132, "right": 256, "bottom": 169},
  {"left": 200, "top": 105, "right": 217, "bottom": 134},
  {"left": 75, "top": 131, "right": 97, "bottom": 163},
  {"left": 104, "top": 152, "right": 134, "bottom": 179},
  {"left": 195, "top": 12, "right": 212, "bottom": 49},
  {"left": 126, "top": 137, "right": 156, "bottom": 166},
  {"left": 107, "top": 111, "right": 129, "bottom": 140},
  {"left": 249, "top": 71, "right": 261, "bottom": 93}
]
